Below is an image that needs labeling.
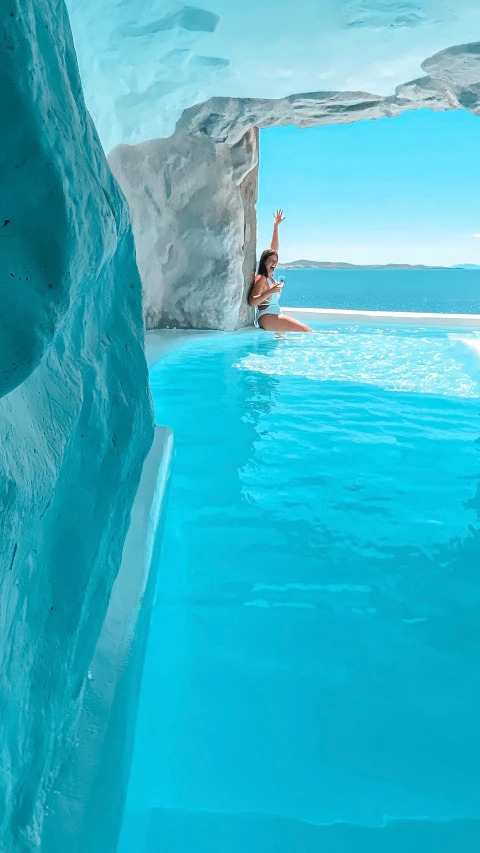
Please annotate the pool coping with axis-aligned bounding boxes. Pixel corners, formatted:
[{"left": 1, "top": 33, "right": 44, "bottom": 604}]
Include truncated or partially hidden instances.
[
  {"left": 145, "top": 309, "right": 480, "bottom": 364},
  {"left": 283, "top": 307, "right": 480, "bottom": 326},
  {"left": 42, "top": 426, "right": 174, "bottom": 853},
  {"left": 145, "top": 328, "right": 226, "bottom": 366}
]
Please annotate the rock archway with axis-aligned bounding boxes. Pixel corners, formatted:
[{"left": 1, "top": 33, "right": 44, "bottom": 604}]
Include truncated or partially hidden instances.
[{"left": 108, "top": 42, "right": 480, "bottom": 330}]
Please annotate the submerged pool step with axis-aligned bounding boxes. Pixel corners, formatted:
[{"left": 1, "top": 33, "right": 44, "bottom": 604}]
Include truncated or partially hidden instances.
[{"left": 120, "top": 806, "right": 480, "bottom": 853}]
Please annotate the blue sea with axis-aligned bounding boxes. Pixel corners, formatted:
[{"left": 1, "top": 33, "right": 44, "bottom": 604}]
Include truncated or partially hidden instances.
[{"left": 277, "top": 268, "right": 480, "bottom": 313}]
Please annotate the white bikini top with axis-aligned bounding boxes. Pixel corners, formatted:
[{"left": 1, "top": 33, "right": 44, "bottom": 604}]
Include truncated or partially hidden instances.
[{"left": 260, "top": 277, "right": 281, "bottom": 308}]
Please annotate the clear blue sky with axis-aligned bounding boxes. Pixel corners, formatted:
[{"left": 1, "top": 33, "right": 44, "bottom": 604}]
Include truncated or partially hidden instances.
[{"left": 257, "top": 109, "right": 480, "bottom": 266}]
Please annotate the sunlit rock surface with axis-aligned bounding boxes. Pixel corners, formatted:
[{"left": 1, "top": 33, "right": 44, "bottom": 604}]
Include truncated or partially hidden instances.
[
  {"left": 66, "top": 0, "right": 480, "bottom": 150},
  {"left": 109, "top": 128, "right": 258, "bottom": 330},
  {"left": 174, "top": 42, "right": 480, "bottom": 142},
  {"left": 0, "top": 2, "right": 153, "bottom": 849}
]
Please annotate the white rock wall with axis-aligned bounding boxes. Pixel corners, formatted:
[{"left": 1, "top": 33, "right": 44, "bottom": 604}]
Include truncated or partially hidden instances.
[
  {"left": 0, "top": 2, "right": 153, "bottom": 849},
  {"left": 109, "top": 128, "right": 258, "bottom": 330}
]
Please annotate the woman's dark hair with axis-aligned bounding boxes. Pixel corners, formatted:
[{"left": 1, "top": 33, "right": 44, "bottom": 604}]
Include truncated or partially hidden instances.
[{"left": 257, "top": 249, "right": 278, "bottom": 278}]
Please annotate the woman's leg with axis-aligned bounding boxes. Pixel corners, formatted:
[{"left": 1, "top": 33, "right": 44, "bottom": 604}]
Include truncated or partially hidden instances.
[{"left": 259, "top": 313, "right": 312, "bottom": 332}]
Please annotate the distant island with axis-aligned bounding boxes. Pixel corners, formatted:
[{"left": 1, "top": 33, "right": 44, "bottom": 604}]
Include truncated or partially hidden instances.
[{"left": 278, "top": 260, "right": 480, "bottom": 270}]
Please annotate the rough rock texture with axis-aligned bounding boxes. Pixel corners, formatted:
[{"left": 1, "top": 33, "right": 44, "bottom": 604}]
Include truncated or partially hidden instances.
[
  {"left": 237, "top": 129, "right": 259, "bottom": 330},
  {"left": 177, "top": 42, "right": 480, "bottom": 143},
  {"left": 108, "top": 41, "right": 480, "bottom": 330},
  {"left": 65, "top": 0, "right": 480, "bottom": 150},
  {"left": 109, "top": 128, "right": 258, "bottom": 330},
  {"left": 0, "top": 2, "right": 153, "bottom": 849}
]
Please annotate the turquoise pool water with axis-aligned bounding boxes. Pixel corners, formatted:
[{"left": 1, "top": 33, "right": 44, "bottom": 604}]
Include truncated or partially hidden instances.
[{"left": 119, "top": 325, "right": 480, "bottom": 852}]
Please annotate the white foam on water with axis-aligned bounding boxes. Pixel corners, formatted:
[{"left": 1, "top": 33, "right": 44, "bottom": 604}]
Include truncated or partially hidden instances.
[
  {"left": 236, "top": 329, "right": 480, "bottom": 398},
  {"left": 452, "top": 334, "right": 480, "bottom": 361}
]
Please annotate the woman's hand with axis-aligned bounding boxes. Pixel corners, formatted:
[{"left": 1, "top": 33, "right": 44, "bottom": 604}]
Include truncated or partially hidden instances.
[
  {"left": 269, "top": 282, "right": 283, "bottom": 294},
  {"left": 273, "top": 209, "right": 285, "bottom": 226}
]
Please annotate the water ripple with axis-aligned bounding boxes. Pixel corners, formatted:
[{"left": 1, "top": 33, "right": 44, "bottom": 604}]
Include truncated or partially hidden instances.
[{"left": 236, "top": 327, "right": 480, "bottom": 398}]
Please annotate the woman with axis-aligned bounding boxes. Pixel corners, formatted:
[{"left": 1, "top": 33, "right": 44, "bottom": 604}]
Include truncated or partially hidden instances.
[{"left": 248, "top": 210, "right": 312, "bottom": 332}]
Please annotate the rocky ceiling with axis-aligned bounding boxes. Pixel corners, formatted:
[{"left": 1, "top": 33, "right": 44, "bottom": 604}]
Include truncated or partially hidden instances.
[{"left": 66, "top": 1, "right": 480, "bottom": 150}]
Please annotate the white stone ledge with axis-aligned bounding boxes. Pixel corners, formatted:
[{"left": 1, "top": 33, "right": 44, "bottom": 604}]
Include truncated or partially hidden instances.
[
  {"left": 284, "top": 307, "right": 480, "bottom": 328},
  {"left": 43, "top": 426, "right": 174, "bottom": 852},
  {"left": 144, "top": 310, "right": 480, "bottom": 367},
  {"left": 145, "top": 328, "right": 225, "bottom": 366}
]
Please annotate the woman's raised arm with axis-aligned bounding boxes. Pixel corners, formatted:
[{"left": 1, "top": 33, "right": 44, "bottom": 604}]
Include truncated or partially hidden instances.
[{"left": 270, "top": 208, "right": 285, "bottom": 253}]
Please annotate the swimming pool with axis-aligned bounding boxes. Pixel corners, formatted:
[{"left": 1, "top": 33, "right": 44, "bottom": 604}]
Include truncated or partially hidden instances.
[{"left": 119, "top": 324, "right": 480, "bottom": 852}]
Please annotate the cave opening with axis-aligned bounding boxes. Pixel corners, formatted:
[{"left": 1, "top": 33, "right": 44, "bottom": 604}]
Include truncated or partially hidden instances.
[{"left": 256, "top": 108, "right": 480, "bottom": 315}]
